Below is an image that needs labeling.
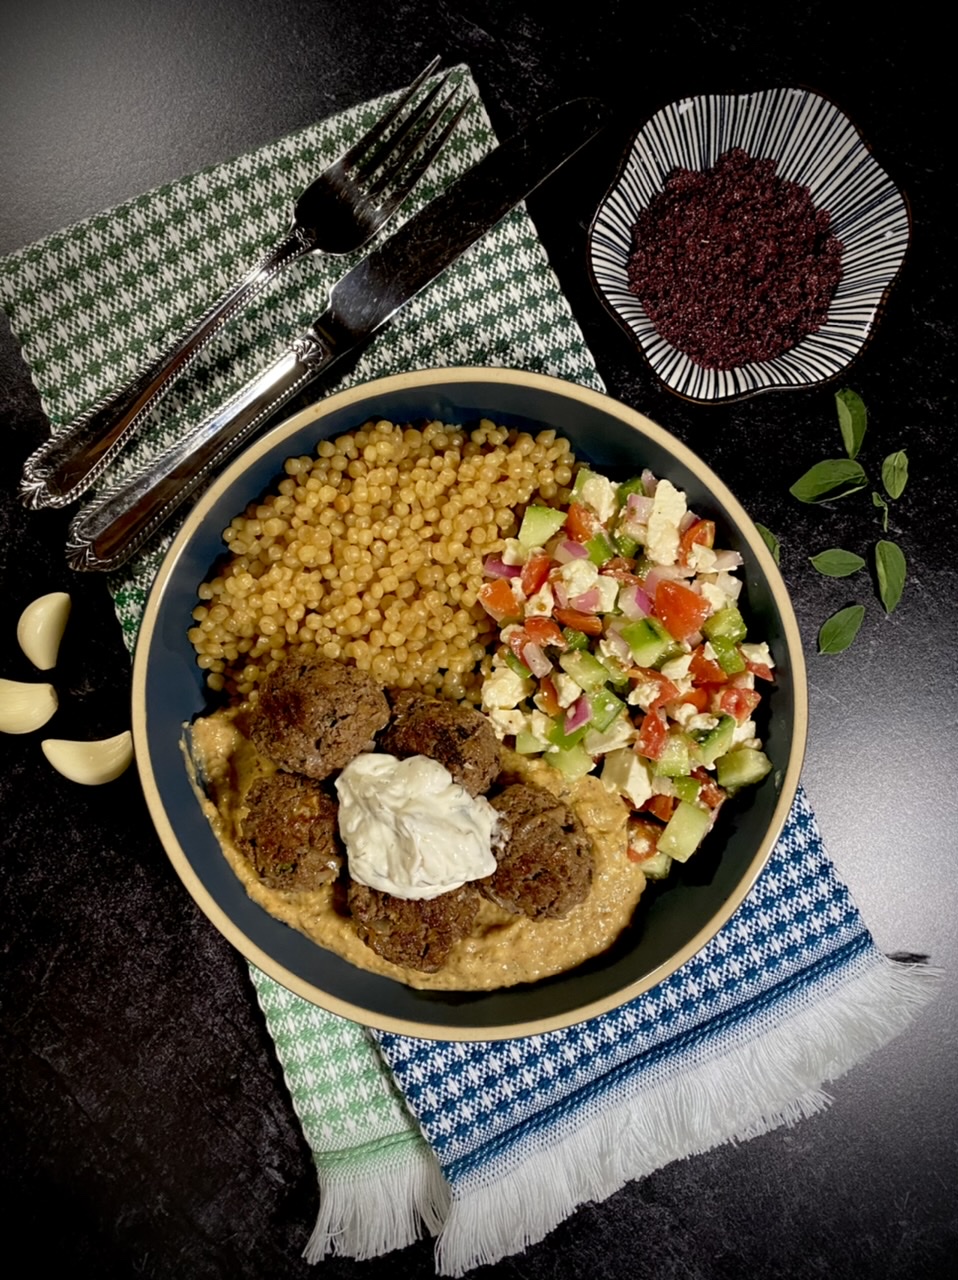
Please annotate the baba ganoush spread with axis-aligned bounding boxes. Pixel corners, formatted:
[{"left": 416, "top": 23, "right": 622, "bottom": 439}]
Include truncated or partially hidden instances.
[{"left": 186, "top": 707, "right": 645, "bottom": 991}]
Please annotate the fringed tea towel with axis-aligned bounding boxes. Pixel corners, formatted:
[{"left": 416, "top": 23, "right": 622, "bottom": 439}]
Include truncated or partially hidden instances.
[{"left": 0, "top": 64, "right": 939, "bottom": 1280}]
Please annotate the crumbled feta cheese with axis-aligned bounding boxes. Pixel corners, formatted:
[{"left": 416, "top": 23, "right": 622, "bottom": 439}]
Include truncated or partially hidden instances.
[
  {"left": 671, "top": 701, "right": 700, "bottom": 728},
  {"left": 699, "top": 581, "right": 730, "bottom": 613},
  {"left": 552, "top": 673, "right": 581, "bottom": 709},
  {"left": 740, "top": 641, "right": 775, "bottom": 670},
  {"left": 556, "top": 558, "right": 599, "bottom": 597},
  {"left": 487, "top": 708, "right": 528, "bottom": 738},
  {"left": 525, "top": 582, "right": 555, "bottom": 616},
  {"left": 577, "top": 472, "right": 619, "bottom": 522},
  {"left": 584, "top": 714, "right": 636, "bottom": 755},
  {"left": 501, "top": 538, "right": 527, "bottom": 566},
  {"left": 593, "top": 574, "right": 620, "bottom": 613},
  {"left": 660, "top": 653, "right": 693, "bottom": 681},
  {"left": 732, "top": 718, "right": 757, "bottom": 745},
  {"left": 688, "top": 542, "right": 717, "bottom": 573},
  {"left": 687, "top": 713, "right": 719, "bottom": 732},
  {"left": 713, "top": 571, "right": 742, "bottom": 601},
  {"left": 645, "top": 479, "right": 687, "bottom": 565},
  {"left": 529, "top": 710, "right": 552, "bottom": 744},
  {"left": 481, "top": 664, "right": 528, "bottom": 712},
  {"left": 601, "top": 748, "right": 653, "bottom": 807},
  {"left": 628, "top": 677, "right": 666, "bottom": 712}
]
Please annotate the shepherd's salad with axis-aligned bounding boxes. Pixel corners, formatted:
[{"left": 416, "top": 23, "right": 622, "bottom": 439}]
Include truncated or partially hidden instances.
[{"left": 478, "top": 465, "right": 775, "bottom": 879}]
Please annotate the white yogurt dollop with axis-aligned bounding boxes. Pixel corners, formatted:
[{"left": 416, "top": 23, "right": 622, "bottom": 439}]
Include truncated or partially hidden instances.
[{"left": 335, "top": 753, "right": 498, "bottom": 900}]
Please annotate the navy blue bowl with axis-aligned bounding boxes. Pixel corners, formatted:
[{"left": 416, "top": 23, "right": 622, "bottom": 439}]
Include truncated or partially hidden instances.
[{"left": 132, "top": 367, "right": 807, "bottom": 1039}]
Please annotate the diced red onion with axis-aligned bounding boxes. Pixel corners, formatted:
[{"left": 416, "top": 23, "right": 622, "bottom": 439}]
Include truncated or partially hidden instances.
[
  {"left": 679, "top": 510, "right": 698, "bottom": 532},
  {"left": 483, "top": 555, "right": 521, "bottom": 579},
  {"left": 570, "top": 587, "right": 601, "bottom": 613},
  {"left": 603, "top": 623, "right": 635, "bottom": 662},
  {"left": 641, "top": 469, "right": 658, "bottom": 496},
  {"left": 711, "top": 549, "right": 744, "bottom": 571},
  {"left": 627, "top": 492, "right": 654, "bottom": 523},
  {"left": 564, "top": 694, "right": 592, "bottom": 734},
  {"left": 521, "top": 641, "right": 553, "bottom": 678},
  {"left": 552, "top": 538, "right": 590, "bottom": 564},
  {"left": 618, "top": 583, "right": 653, "bottom": 620}
]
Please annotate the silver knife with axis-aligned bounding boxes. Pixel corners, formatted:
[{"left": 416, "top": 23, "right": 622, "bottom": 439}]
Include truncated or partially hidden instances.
[{"left": 66, "top": 97, "right": 608, "bottom": 573}]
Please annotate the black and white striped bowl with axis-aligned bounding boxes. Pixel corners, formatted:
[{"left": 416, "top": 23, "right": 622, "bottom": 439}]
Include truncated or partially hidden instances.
[{"left": 589, "top": 87, "right": 910, "bottom": 404}]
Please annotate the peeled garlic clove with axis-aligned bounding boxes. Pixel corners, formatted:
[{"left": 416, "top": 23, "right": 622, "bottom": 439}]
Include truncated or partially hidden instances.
[
  {"left": 17, "top": 591, "right": 72, "bottom": 670},
  {"left": 0, "top": 678, "right": 58, "bottom": 734},
  {"left": 41, "top": 730, "right": 134, "bottom": 785}
]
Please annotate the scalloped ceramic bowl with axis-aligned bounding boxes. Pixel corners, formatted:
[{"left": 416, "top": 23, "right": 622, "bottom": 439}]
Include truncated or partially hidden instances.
[
  {"left": 132, "top": 367, "right": 807, "bottom": 1039},
  {"left": 589, "top": 87, "right": 910, "bottom": 404}
]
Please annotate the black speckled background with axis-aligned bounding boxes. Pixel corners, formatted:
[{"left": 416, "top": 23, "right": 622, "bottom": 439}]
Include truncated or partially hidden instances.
[{"left": 1, "top": 2, "right": 955, "bottom": 1276}]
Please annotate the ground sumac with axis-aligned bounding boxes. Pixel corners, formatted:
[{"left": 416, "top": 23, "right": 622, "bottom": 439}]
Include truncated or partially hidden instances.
[{"left": 627, "top": 148, "right": 843, "bottom": 370}]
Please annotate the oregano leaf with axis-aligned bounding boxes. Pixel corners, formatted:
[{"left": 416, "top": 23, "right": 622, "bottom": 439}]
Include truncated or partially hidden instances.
[
  {"left": 882, "top": 450, "right": 909, "bottom": 500},
  {"left": 872, "top": 491, "right": 890, "bottom": 531},
  {"left": 809, "top": 548, "right": 866, "bottom": 577},
  {"left": 818, "top": 604, "right": 866, "bottom": 654},
  {"left": 875, "top": 539, "right": 906, "bottom": 613},
  {"left": 789, "top": 459, "right": 868, "bottom": 503},
  {"left": 836, "top": 388, "right": 867, "bottom": 459},
  {"left": 755, "top": 523, "right": 781, "bottom": 565}
]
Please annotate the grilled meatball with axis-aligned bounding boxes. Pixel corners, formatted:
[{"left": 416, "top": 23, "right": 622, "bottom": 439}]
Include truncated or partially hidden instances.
[
  {"left": 481, "top": 782, "right": 593, "bottom": 919},
  {"left": 347, "top": 880, "right": 480, "bottom": 972},
  {"left": 250, "top": 655, "right": 390, "bottom": 780},
  {"left": 238, "top": 771, "right": 342, "bottom": 891},
  {"left": 380, "top": 688, "right": 500, "bottom": 796}
]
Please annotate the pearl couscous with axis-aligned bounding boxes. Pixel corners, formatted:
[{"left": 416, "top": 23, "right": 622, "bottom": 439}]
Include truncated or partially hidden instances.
[{"left": 188, "top": 418, "right": 577, "bottom": 703}]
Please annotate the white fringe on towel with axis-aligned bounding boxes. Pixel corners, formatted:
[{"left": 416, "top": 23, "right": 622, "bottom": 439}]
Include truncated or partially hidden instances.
[
  {"left": 304, "top": 1145, "right": 449, "bottom": 1263},
  {"left": 433, "top": 953, "right": 939, "bottom": 1277}
]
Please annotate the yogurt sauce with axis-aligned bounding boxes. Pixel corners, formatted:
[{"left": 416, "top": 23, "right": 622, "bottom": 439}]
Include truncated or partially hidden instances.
[{"left": 334, "top": 752, "right": 498, "bottom": 899}]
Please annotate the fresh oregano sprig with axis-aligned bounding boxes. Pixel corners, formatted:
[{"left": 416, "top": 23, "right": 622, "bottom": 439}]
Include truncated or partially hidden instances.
[{"left": 773, "top": 389, "right": 910, "bottom": 652}]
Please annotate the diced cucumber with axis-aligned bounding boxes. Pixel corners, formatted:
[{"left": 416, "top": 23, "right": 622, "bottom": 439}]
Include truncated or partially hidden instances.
[
  {"left": 636, "top": 850, "right": 673, "bottom": 879},
  {"left": 715, "top": 747, "right": 773, "bottom": 793},
  {"left": 559, "top": 648, "right": 610, "bottom": 693},
  {"left": 658, "top": 800, "right": 711, "bottom": 862},
  {"left": 503, "top": 649, "right": 531, "bottom": 679},
  {"left": 514, "top": 730, "right": 546, "bottom": 754},
  {"left": 619, "top": 616, "right": 683, "bottom": 668},
  {"left": 652, "top": 733, "right": 692, "bottom": 778},
  {"left": 702, "top": 604, "right": 747, "bottom": 644},
  {"left": 615, "top": 475, "right": 646, "bottom": 508},
  {"left": 692, "top": 714, "right": 736, "bottom": 766},
  {"left": 586, "top": 529, "right": 616, "bottom": 565},
  {"left": 614, "top": 532, "right": 640, "bottom": 559},
  {"left": 597, "top": 654, "right": 630, "bottom": 689},
  {"left": 546, "top": 741, "right": 594, "bottom": 780},
  {"left": 517, "top": 504, "right": 566, "bottom": 549},
  {"left": 672, "top": 774, "right": 702, "bottom": 804},
  {"left": 708, "top": 634, "right": 746, "bottom": 675},
  {"left": 589, "top": 686, "right": 625, "bottom": 733},
  {"left": 562, "top": 627, "right": 590, "bottom": 651},
  {"left": 546, "top": 718, "right": 588, "bottom": 752}
]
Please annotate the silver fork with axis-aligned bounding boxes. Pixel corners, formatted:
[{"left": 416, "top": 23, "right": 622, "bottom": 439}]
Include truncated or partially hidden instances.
[{"left": 20, "top": 57, "right": 464, "bottom": 510}]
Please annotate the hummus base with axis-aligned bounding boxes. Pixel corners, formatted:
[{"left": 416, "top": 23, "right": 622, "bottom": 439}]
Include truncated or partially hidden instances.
[{"left": 185, "top": 710, "right": 647, "bottom": 991}]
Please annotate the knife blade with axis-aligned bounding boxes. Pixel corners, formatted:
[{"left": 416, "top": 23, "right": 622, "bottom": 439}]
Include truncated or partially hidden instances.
[{"left": 66, "top": 96, "right": 608, "bottom": 572}]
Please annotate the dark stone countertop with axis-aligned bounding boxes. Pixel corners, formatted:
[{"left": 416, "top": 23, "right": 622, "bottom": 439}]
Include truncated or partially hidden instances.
[{"left": 1, "top": 3, "right": 954, "bottom": 1276}]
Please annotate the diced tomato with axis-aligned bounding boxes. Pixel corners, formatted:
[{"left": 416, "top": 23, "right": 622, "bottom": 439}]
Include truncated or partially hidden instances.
[
  {"left": 524, "top": 615, "right": 566, "bottom": 649},
  {"left": 641, "top": 794, "right": 676, "bottom": 822},
  {"left": 628, "top": 667, "right": 680, "bottom": 711},
  {"left": 626, "top": 819, "right": 662, "bottom": 863},
  {"left": 719, "top": 687, "right": 762, "bottom": 723},
  {"left": 553, "top": 606, "right": 603, "bottom": 636},
  {"left": 564, "top": 502, "right": 601, "bottom": 543},
  {"left": 678, "top": 518, "right": 716, "bottom": 566},
  {"left": 478, "top": 578, "right": 521, "bottom": 622},
  {"left": 635, "top": 708, "right": 669, "bottom": 760},
  {"left": 691, "top": 767, "right": 726, "bottom": 809},
  {"left": 654, "top": 579, "right": 711, "bottom": 643},
  {"left": 689, "top": 644, "right": 728, "bottom": 686},
  {"left": 520, "top": 550, "right": 551, "bottom": 597},
  {"left": 669, "top": 686, "right": 710, "bottom": 713},
  {"left": 536, "top": 675, "right": 562, "bottom": 717},
  {"left": 744, "top": 656, "right": 775, "bottom": 682}
]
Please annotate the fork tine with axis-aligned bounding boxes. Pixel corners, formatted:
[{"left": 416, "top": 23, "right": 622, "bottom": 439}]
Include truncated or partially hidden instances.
[
  {"left": 363, "top": 84, "right": 465, "bottom": 203},
  {"left": 337, "top": 56, "right": 441, "bottom": 171},
  {"left": 355, "top": 74, "right": 451, "bottom": 184}
]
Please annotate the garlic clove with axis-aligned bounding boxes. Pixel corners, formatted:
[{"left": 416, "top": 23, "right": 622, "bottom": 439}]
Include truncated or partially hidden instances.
[
  {"left": 0, "top": 678, "right": 58, "bottom": 734},
  {"left": 17, "top": 591, "right": 72, "bottom": 670},
  {"left": 41, "top": 731, "right": 134, "bottom": 785}
]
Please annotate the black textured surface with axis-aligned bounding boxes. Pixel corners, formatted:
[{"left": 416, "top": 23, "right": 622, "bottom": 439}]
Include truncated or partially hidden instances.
[{"left": 0, "top": 2, "right": 955, "bottom": 1277}]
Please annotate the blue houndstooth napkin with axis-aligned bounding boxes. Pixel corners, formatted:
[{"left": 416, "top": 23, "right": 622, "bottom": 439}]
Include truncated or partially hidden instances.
[{"left": 1, "top": 65, "right": 939, "bottom": 1278}]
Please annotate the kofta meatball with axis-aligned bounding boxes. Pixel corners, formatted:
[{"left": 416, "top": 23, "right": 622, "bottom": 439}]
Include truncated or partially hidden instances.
[
  {"left": 250, "top": 655, "right": 390, "bottom": 780},
  {"left": 238, "top": 771, "right": 343, "bottom": 891},
  {"left": 380, "top": 688, "right": 500, "bottom": 796},
  {"left": 481, "top": 782, "right": 593, "bottom": 920},
  {"left": 347, "top": 880, "right": 480, "bottom": 972}
]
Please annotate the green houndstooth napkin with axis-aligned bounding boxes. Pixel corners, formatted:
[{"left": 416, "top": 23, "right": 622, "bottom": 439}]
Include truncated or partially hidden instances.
[{"left": 0, "top": 65, "right": 604, "bottom": 1263}]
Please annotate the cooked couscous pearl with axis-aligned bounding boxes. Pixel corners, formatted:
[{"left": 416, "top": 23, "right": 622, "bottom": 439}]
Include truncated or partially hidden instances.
[{"left": 188, "top": 419, "right": 578, "bottom": 704}]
